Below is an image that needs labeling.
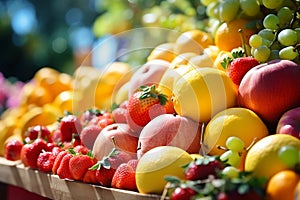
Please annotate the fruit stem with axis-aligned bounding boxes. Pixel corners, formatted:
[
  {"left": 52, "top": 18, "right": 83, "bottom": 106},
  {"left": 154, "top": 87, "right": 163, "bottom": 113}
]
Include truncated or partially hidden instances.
[
  {"left": 238, "top": 29, "right": 248, "bottom": 57},
  {"left": 245, "top": 137, "right": 257, "bottom": 151}
]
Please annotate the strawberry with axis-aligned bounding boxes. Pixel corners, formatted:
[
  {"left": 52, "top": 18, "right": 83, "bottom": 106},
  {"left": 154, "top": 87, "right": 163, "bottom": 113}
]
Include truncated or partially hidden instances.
[
  {"left": 57, "top": 153, "right": 73, "bottom": 180},
  {"left": 170, "top": 187, "right": 197, "bottom": 200},
  {"left": 5, "top": 139, "right": 23, "bottom": 161},
  {"left": 52, "top": 150, "right": 68, "bottom": 174},
  {"left": 37, "top": 151, "right": 56, "bottom": 172},
  {"left": 127, "top": 85, "right": 174, "bottom": 132},
  {"left": 73, "top": 144, "right": 89, "bottom": 155},
  {"left": 25, "top": 125, "right": 52, "bottom": 142},
  {"left": 59, "top": 114, "right": 82, "bottom": 142},
  {"left": 227, "top": 57, "right": 259, "bottom": 85},
  {"left": 111, "top": 161, "right": 137, "bottom": 191},
  {"left": 90, "top": 140, "right": 132, "bottom": 187},
  {"left": 69, "top": 152, "right": 96, "bottom": 181},
  {"left": 185, "top": 156, "right": 224, "bottom": 181},
  {"left": 20, "top": 139, "right": 48, "bottom": 168},
  {"left": 83, "top": 169, "right": 98, "bottom": 184}
]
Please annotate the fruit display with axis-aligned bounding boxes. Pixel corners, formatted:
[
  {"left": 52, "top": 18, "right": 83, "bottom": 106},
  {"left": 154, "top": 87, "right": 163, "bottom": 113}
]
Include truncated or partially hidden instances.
[{"left": 1, "top": 0, "right": 300, "bottom": 200}]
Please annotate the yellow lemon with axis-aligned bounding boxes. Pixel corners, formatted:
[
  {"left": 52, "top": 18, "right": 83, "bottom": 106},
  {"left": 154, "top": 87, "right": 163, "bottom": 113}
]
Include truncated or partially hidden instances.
[
  {"left": 203, "top": 45, "right": 220, "bottom": 61},
  {"left": 170, "top": 52, "right": 199, "bottom": 69},
  {"left": 245, "top": 134, "right": 300, "bottom": 179},
  {"left": 53, "top": 90, "right": 74, "bottom": 113},
  {"left": 147, "top": 43, "right": 177, "bottom": 62},
  {"left": 172, "top": 67, "right": 237, "bottom": 122},
  {"left": 20, "top": 82, "right": 53, "bottom": 107},
  {"left": 136, "top": 146, "right": 193, "bottom": 194},
  {"left": 202, "top": 107, "right": 269, "bottom": 155}
]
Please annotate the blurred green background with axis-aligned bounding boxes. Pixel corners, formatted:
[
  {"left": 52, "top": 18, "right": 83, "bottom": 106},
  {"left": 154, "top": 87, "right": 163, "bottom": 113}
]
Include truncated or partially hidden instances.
[{"left": 0, "top": 0, "right": 206, "bottom": 82}]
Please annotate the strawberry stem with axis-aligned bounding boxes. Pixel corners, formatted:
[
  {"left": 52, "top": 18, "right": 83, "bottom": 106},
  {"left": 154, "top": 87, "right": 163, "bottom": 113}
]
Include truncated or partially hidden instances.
[{"left": 138, "top": 85, "right": 168, "bottom": 106}]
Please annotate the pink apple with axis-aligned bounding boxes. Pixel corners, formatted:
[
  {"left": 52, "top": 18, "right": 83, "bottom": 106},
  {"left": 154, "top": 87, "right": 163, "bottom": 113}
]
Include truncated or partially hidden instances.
[
  {"left": 80, "top": 125, "right": 102, "bottom": 150},
  {"left": 127, "top": 59, "right": 170, "bottom": 97},
  {"left": 238, "top": 59, "right": 300, "bottom": 132},
  {"left": 137, "top": 114, "right": 202, "bottom": 158},
  {"left": 92, "top": 123, "right": 138, "bottom": 161},
  {"left": 276, "top": 107, "right": 300, "bottom": 140}
]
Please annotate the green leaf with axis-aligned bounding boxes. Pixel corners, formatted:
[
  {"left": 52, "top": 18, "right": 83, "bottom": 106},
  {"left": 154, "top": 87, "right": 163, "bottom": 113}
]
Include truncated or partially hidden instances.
[{"left": 164, "top": 175, "right": 181, "bottom": 184}]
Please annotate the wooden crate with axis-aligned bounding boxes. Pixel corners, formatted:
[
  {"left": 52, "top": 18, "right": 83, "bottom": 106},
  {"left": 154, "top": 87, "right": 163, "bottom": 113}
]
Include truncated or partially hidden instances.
[{"left": 0, "top": 157, "right": 162, "bottom": 200}]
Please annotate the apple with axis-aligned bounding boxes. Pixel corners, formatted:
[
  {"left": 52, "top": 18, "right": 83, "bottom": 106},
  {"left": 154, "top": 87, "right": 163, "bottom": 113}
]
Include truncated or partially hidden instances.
[
  {"left": 137, "top": 114, "right": 202, "bottom": 158},
  {"left": 92, "top": 123, "right": 138, "bottom": 161},
  {"left": 238, "top": 59, "right": 300, "bottom": 132},
  {"left": 276, "top": 107, "right": 300, "bottom": 140},
  {"left": 127, "top": 59, "right": 170, "bottom": 97}
]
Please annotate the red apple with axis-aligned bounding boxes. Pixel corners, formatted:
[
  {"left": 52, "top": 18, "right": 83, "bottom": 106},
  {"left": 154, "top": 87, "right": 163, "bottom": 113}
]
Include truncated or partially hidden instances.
[
  {"left": 92, "top": 123, "right": 138, "bottom": 161},
  {"left": 276, "top": 107, "right": 300, "bottom": 140},
  {"left": 127, "top": 59, "right": 170, "bottom": 97},
  {"left": 137, "top": 114, "right": 202, "bottom": 159},
  {"left": 238, "top": 59, "right": 300, "bottom": 132}
]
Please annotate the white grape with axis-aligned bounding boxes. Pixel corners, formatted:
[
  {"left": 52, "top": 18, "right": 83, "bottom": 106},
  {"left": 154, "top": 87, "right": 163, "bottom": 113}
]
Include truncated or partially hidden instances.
[
  {"left": 219, "top": 0, "right": 240, "bottom": 22},
  {"left": 277, "top": 7, "right": 294, "bottom": 28},
  {"left": 279, "top": 46, "right": 298, "bottom": 60},
  {"left": 222, "top": 166, "right": 240, "bottom": 178},
  {"left": 240, "top": 0, "right": 260, "bottom": 17},
  {"left": 278, "top": 29, "right": 298, "bottom": 46},
  {"left": 294, "top": 28, "right": 300, "bottom": 42},
  {"left": 249, "top": 34, "right": 263, "bottom": 48},
  {"left": 206, "top": 1, "right": 220, "bottom": 18},
  {"left": 268, "top": 49, "right": 280, "bottom": 60},
  {"left": 254, "top": 45, "right": 271, "bottom": 62},
  {"left": 258, "top": 29, "right": 275, "bottom": 41},
  {"left": 226, "top": 136, "right": 245, "bottom": 152},
  {"left": 278, "top": 145, "right": 299, "bottom": 168},
  {"left": 220, "top": 150, "right": 241, "bottom": 167},
  {"left": 201, "top": 0, "right": 218, "bottom": 6},
  {"left": 263, "top": 14, "right": 279, "bottom": 30},
  {"left": 262, "top": 0, "right": 284, "bottom": 9}
]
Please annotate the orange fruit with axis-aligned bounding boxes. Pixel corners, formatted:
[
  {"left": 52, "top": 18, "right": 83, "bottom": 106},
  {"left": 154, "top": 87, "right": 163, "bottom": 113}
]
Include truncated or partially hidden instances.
[
  {"left": 20, "top": 82, "right": 53, "bottom": 107},
  {"left": 266, "top": 170, "right": 300, "bottom": 200},
  {"left": 214, "top": 19, "right": 256, "bottom": 51},
  {"left": 170, "top": 52, "right": 198, "bottom": 69},
  {"left": 147, "top": 43, "right": 177, "bottom": 62},
  {"left": 175, "top": 30, "right": 214, "bottom": 54},
  {"left": 52, "top": 90, "right": 74, "bottom": 113},
  {"left": 295, "top": 180, "right": 300, "bottom": 200}
]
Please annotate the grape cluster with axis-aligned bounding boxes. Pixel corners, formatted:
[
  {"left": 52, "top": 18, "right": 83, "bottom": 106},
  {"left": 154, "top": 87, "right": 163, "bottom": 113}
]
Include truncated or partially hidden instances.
[
  {"left": 220, "top": 136, "right": 245, "bottom": 167},
  {"left": 278, "top": 145, "right": 300, "bottom": 169},
  {"left": 248, "top": 2, "right": 300, "bottom": 63}
]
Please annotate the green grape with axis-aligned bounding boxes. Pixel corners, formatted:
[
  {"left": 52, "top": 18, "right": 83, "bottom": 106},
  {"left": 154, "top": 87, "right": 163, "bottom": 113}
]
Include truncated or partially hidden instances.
[
  {"left": 222, "top": 166, "right": 239, "bottom": 178},
  {"left": 263, "top": 14, "right": 279, "bottom": 30},
  {"left": 254, "top": 45, "right": 271, "bottom": 62},
  {"left": 258, "top": 29, "right": 275, "bottom": 41},
  {"left": 294, "top": 28, "right": 300, "bottom": 42},
  {"left": 226, "top": 136, "right": 245, "bottom": 152},
  {"left": 279, "top": 46, "right": 298, "bottom": 60},
  {"left": 262, "top": 38, "right": 271, "bottom": 47},
  {"left": 206, "top": 1, "right": 220, "bottom": 18},
  {"left": 201, "top": 0, "right": 218, "bottom": 6},
  {"left": 278, "top": 145, "right": 299, "bottom": 168},
  {"left": 219, "top": 0, "right": 240, "bottom": 22},
  {"left": 268, "top": 49, "right": 280, "bottom": 60},
  {"left": 278, "top": 29, "right": 298, "bottom": 46},
  {"left": 240, "top": 0, "right": 260, "bottom": 17},
  {"left": 220, "top": 150, "right": 241, "bottom": 167},
  {"left": 262, "top": 0, "right": 284, "bottom": 9},
  {"left": 249, "top": 34, "right": 263, "bottom": 48},
  {"left": 277, "top": 7, "right": 294, "bottom": 28},
  {"left": 270, "top": 41, "right": 282, "bottom": 50}
]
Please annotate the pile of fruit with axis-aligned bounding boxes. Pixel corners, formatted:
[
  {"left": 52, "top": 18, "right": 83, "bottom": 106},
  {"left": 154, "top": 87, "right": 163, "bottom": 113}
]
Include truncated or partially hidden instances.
[{"left": 1, "top": 0, "right": 300, "bottom": 200}]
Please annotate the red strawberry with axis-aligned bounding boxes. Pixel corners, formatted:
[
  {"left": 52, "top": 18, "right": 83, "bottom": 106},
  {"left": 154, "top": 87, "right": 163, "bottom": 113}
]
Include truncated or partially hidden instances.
[
  {"left": 83, "top": 169, "right": 98, "bottom": 184},
  {"left": 5, "top": 139, "right": 23, "bottom": 161},
  {"left": 59, "top": 114, "right": 82, "bottom": 142},
  {"left": 90, "top": 144, "right": 132, "bottom": 187},
  {"left": 26, "top": 125, "right": 52, "bottom": 142},
  {"left": 227, "top": 57, "right": 259, "bottom": 86},
  {"left": 185, "top": 156, "right": 224, "bottom": 181},
  {"left": 170, "top": 187, "right": 197, "bottom": 200},
  {"left": 57, "top": 153, "right": 73, "bottom": 180},
  {"left": 20, "top": 139, "right": 48, "bottom": 168},
  {"left": 52, "top": 150, "right": 68, "bottom": 174},
  {"left": 73, "top": 144, "right": 89, "bottom": 155},
  {"left": 127, "top": 85, "right": 174, "bottom": 132},
  {"left": 80, "top": 125, "right": 102, "bottom": 150},
  {"left": 69, "top": 153, "right": 96, "bottom": 181},
  {"left": 111, "top": 162, "right": 137, "bottom": 191},
  {"left": 37, "top": 151, "right": 56, "bottom": 172}
]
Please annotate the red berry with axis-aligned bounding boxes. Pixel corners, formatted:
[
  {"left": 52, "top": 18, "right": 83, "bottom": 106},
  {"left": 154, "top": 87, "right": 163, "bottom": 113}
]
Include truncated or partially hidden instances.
[
  {"left": 26, "top": 125, "right": 52, "bottom": 142},
  {"left": 111, "top": 162, "right": 137, "bottom": 191},
  {"left": 57, "top": 153, "right": 73, "bottom": 180},
  {"left": 5, "top": 139, "right": 23, "bottom": 161},
  {"left": 170, "top": 187, "right": 196, "bottom": 200},
  {"left": 37, "top": 151, "right": 56, "bottom": 172},
  {"left": 69, "top": 154, "right": 96, "bottom": 181},
  {"left": 227, "top": 57, "right": 259, "bottom": 85},
  {"left": 59, "top": 115, "right": 82, "bottom": 142}
]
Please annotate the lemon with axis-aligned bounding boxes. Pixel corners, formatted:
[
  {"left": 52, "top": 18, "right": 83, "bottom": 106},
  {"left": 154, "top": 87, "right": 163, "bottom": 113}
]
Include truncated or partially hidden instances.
[
  {"left": 136, "top": 146, "right": 193, "bottom": 194},
  {"left": 172, "top": 67, "right": 237, "bottom": 122},
  {"left": 147, "top": 42, "right": 177, "bottom": 62},
  {"left": 53, "top": 90, "right": 74, "bottom": 113},
  {"left": 202, "top": 107, "right": 269, "bottom": 155},
  {"left": 245, "top": 134, "right": 300, "bottom": 179}
]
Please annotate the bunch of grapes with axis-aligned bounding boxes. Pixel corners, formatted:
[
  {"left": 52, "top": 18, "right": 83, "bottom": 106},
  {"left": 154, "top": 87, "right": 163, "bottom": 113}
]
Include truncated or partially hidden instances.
[
  {"left": 248, "top": 1, "right": 300, "bottom": 63},
  {"left": 219, "top": 136, "right": 245, "bottom": 167},
  {"left": 278, "top": 145, "right": 300, "bottom": 170}
]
